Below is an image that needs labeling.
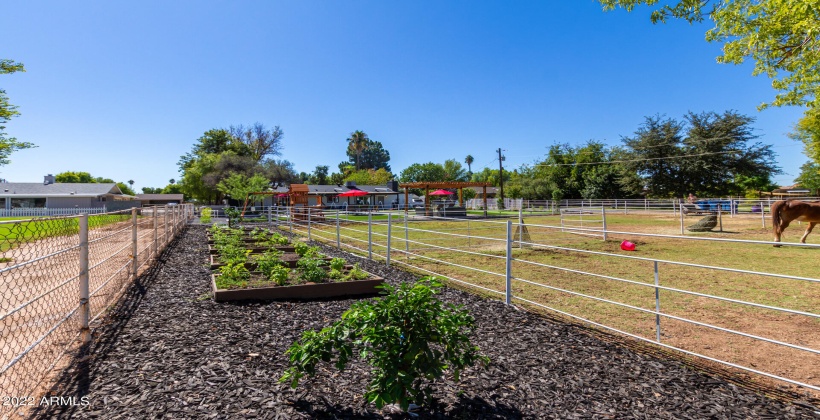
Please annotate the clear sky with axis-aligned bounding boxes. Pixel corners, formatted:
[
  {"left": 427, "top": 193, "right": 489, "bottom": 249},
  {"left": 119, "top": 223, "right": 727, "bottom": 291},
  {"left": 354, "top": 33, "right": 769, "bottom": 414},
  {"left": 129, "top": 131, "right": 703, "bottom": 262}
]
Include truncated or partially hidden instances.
[{"left": 2, "top": 0, "right": 808, "bottom": 191}]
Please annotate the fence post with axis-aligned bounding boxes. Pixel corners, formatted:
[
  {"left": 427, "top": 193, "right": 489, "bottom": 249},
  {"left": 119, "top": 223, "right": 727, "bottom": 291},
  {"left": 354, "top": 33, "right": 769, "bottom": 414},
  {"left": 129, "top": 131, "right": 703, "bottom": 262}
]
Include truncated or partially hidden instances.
[
  {"left": 718, "top": 205, "right": 723, "bottom": 232},
  {"left": 601, "top": 207, "right": 608, "bottom": 241},
  {"left": 131, "top": 208, "right": 138, "bottom": 280},
  {"left": 367, "top": 212, "right": 373, "bottom": 260},
  {"left": 518, "top": 207, "right": 523, "bottom": 249},
  {"left": 153, "top": 206, "right": 158, "bottom": 258},
  {"left": 289, "top": 207, "right": 293, "bottom": 234},
  {"left": 505, "top": 220, "right": 512, "bottom": 305},
  {"left": 268, "top": 206, "right": 272, "bottom": 229},
  {"left": 679, "top": 199, "right": 685, "bottom": 235},
  {"left": 386, "top": 213, "right": 392, "bottom": 267},
  {"left": 307, "top": 207, "right": 312, "bottom": 241},
  {"left": 404, "top": 214, "right": 409, "bottom": 256},
  {"left": 79, "top": 214, "right": 90, "bottom": 345},
  {"left": 654, "top": 261, "right": 661, "bottom": 342},
  {"left": 760, "top": 200, "right": 766, "bottom": 228},
  {"left": 644, "top": 198, "right": 647, "bottom": 211},
  {"left": 336, "top": 211, "right": 341, "bottom": 249},
  {"left": 163, "top": 205, "right": 168, "bottom": 246}
]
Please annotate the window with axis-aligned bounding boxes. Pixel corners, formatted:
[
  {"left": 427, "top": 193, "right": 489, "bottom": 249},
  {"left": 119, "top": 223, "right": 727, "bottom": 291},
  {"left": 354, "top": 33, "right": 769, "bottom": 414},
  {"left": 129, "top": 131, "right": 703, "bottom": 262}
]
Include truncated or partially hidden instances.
[{"left": 11, "top": 198, "right": 46, "bottom": 208}]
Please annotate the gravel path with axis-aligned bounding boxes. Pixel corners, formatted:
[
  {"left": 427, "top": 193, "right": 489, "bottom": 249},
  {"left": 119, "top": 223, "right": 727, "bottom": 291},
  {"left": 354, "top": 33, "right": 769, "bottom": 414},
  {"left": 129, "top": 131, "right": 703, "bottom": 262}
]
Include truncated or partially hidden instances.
[{"left": 35, "top": 226, "right": 819, "bottom": 419}]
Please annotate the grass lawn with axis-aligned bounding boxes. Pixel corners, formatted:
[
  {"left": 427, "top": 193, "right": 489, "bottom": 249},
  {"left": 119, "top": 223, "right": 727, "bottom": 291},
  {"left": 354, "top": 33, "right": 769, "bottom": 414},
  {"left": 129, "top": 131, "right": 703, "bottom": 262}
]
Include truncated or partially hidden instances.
[
  {"left": 0, "top": 213, "right": 132, "bottom": 252},
  {"left": 296, "top": 212, "right": 820, "bottom": 388}
]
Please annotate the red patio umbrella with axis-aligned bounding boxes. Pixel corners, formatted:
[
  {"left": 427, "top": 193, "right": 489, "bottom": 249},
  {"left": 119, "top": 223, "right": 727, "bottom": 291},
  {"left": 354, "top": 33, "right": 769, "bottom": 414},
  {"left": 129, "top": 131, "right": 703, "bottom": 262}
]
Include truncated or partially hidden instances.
[
  {"left": 428, "top": 189, "right": 454, "bottom": 196},
  {"left": 275, "top": 193, "right": 289, "bottom": 198},
  {"left": 338, "top": 190, "right": 368, "bottom": 197}
]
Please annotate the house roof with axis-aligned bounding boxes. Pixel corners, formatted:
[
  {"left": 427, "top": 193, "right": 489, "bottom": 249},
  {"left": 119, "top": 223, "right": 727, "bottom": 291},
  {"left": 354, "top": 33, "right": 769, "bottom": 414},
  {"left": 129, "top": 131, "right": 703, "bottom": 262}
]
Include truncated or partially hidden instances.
[
  {"left": 136, "top": 194, "right": 184, "bottom": 201},
  {"left": 0, "top": 183, "right": 124, "bottom": 197},
  {"left": 302, "top": 184, "right": 400, "bottom": 195}
]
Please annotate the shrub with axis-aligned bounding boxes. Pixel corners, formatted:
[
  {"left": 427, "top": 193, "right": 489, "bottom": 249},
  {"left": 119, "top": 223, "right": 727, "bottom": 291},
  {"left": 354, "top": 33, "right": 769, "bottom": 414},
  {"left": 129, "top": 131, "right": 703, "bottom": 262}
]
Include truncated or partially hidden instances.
[
  {"left": 280, "top": 278, "right": 488, "bottom": 411},
  {"left": 224, "top": 207, "right": 242, "bottom": 228},
  {"left": 200, "top": 207, "right": 213, "bottom": 224}
]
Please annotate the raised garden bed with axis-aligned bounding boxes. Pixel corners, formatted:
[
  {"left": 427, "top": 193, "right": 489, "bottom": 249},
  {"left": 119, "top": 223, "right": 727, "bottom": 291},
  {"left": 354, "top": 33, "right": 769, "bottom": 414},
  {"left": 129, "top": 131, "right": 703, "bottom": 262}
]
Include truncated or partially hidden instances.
[
  {"left": 211, "top": 274, "right": 384, "bottom": 302},
  {"left": 207, "top": 244, "right": 296, "bottom": 254},
  {"left": 208, "top": 253, "right": 331, "bottom": 270}
]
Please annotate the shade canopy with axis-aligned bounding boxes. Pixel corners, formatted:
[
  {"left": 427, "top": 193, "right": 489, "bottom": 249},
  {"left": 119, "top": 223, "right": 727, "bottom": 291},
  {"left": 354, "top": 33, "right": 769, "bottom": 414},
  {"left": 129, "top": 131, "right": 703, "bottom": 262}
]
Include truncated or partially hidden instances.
[
  {"left": 276, "top": 193, "right": 289, "bottom": 198},
  {"left": 428, "top": 189, "right": 454, "bottom": 196},
  {"left": 338, "top": 190, "right": 368, "bottom": 197}
]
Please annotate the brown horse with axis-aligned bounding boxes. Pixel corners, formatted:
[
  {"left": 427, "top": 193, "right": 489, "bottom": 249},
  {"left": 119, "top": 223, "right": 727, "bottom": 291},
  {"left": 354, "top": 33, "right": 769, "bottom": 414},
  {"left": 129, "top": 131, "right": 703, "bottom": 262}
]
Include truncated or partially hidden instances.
[{"left": 772, "top": 200, "right": 820, "bottom": 246}]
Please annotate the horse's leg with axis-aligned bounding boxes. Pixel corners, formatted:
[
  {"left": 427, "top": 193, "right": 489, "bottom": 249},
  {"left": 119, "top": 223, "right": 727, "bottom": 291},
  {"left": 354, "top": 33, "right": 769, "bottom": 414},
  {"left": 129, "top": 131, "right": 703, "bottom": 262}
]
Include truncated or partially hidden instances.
[
  {"left": 774, "top": 219, "right": 790, "bottom": 247},
  {"left": 799, "top": 222, "right": 816, "bottom": 244}
]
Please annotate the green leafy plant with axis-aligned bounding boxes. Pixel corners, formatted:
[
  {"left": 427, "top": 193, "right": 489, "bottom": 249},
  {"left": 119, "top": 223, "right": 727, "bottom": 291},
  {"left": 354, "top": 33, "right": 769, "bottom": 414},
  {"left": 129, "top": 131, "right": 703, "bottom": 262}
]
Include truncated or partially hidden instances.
[
  {"left": 218, "top": 245, "right": 250, "bottom": 265},
  {"left": 329, "top": 257, "right": 346, "bottom": 271},
  {"left": 223, "top": 207, "right": 242, "bottom": 228},
  {"left": 344, "top": 263, "right": 369, "bottom": 281},
  {"left": 328, "top": 268, "right": 344, "bottom": 280},
  {"left": 296, "top": 257, "right": 328, "bottom": 283},
  {"left": 294, "top": 241, "right": 310, "bottom": 257},
  {"left": 269, "top": 232, "right": 289, "bottom": 246},
  {"left": 280, "top": 278, "right": 488, "bottom": 411},
  {"left": 216, "top": 262, "right": 251, "bottom": 289},
  {"left": 268, "top": 265, "right": 290, "bottom": 286},
  {"left": 200, "top": 207, "right": 213, "bottom": 224},
  {"left": 253, "top": 250, "right": 284, "bottom": 278}
]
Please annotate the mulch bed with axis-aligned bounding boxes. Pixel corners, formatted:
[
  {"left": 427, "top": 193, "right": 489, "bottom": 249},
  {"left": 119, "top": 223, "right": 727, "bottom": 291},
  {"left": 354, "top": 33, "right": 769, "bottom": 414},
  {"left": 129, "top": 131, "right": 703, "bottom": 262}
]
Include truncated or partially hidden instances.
[{"left": 34, "top": 225, "right": 819, "bottom": 419}]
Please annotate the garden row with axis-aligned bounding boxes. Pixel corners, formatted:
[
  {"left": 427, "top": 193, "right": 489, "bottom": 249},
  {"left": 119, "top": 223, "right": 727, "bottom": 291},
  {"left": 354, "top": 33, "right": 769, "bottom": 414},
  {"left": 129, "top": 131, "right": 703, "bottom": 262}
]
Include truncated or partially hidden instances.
[{"left": 208, "top": 225, "right": 383, "bottom": 301}]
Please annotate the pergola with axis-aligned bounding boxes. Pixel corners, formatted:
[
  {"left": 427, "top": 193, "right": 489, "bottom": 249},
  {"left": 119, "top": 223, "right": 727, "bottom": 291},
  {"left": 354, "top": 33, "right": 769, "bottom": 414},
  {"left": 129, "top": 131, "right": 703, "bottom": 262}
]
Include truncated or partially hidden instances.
[{"left": 399, "top": 182, "right": 491, "bottom": 216}]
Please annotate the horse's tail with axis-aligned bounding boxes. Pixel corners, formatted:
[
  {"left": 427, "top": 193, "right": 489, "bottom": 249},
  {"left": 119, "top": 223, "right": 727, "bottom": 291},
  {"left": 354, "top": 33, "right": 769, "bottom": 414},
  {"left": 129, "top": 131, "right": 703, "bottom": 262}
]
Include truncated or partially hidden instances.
[{"left": 771, "top": 200, "right": 786, "bottom": 235}]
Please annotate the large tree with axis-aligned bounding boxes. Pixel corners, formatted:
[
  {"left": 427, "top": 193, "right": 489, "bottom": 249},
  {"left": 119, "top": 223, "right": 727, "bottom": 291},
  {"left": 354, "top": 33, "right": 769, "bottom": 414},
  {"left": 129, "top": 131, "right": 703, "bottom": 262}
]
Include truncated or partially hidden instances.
[
  {"left": 229, "top": 123, "right": 284, "bottom": 163},
  {"left": 794, "top": 161, "right": 820, "bottom": 192},
  {"left": 345, "top": 138, "right": 391, "bottom": 171},
  {"left": 465, "top": 155, "right": 474, "bottom": 175},
  {"left": 347, "top": 131, "right": 369, "bottom": 170},
  {"left": 599, "top": 0, "right": 820, "bottom": 110},
  {"left": 789, "top": 109, "right": 820, "bottom": 166},
  {"left": 0, "top": 59, "right": 35, "bottom": 166}
]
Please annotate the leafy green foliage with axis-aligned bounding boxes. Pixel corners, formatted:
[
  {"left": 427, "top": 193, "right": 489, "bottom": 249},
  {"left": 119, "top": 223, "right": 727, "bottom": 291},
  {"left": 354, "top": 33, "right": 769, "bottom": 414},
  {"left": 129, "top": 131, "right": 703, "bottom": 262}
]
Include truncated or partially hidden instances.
[
  {"left": 200, "top": 207, "right": 213, "bottom": 224},
  {"left": 296, "top": 257, "right": 328, "bottom": 283},
  {"left": 0, "top": 59, "right": 35, "bottom": 166},
  {"left": 223, "top": 207, "right": 242, "bottom": 228},
  {"left": 345, "top": 263, "right": 369, "bottom": 281},
  {"left": 280, "top": 278, "right": 488, "bottom": 411},
  {"left": 329, "top": 257, "right": 346, "bottom": 271},
  {"left": 216, "top": 262, "right": 251, "bottom": 289},
  {"left": 217, "top": 173, "right": 271, "bottom": 207},
  {"left": 343, "top": 168, "right": 393, "bottom": 185},
  {"left": 294, "top": 242, "right": 321, "bottom": 258},
  {"left": 346, "top": 135, "right": 391, "bottom": 172},
  {"left": 268, "top": 265, "right": 290, "bottom": 286},
  {"left": 254, "top": 250, "right": 285, "bottom": 278}
]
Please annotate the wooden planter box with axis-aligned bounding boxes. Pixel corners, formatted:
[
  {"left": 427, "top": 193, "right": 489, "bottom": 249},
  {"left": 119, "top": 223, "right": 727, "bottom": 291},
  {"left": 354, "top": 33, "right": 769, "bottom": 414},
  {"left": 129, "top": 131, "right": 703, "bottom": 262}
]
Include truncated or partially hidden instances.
[{"left": 211, "top": 273, "right": 384, "bottom": 302}]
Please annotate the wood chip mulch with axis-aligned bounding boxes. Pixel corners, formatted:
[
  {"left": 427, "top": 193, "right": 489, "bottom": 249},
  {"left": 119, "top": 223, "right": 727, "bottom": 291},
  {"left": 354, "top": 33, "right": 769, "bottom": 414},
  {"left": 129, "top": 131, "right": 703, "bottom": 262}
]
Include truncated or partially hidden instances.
[{"left": 34, "top": 225, "right": 820, "bottom": 419}]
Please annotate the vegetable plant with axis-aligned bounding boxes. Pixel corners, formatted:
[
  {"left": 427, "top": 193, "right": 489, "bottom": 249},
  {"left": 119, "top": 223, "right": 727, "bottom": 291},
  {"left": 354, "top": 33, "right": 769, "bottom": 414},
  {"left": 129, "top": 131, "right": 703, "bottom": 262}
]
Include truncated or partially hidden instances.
[
  {"left": 344, "top": 263, "right": 369, "bottom": 281},
  {"left": 268, "top": 265, "right": 290, "bottom": 286},
  {"left": 254, "top": 250, "right": 284, "bottom": 278},
  {"left": 280, "top": 278, "right": 488, "bottom": 411},
  {"left": 329, "top": 258, "right": 346, "bottom": 271},
  {"left": 216, "top": 262, "right": 251, "bottom": 289},
  {"left": 296, "top": 257, "right": 328, "bottom": 283}
]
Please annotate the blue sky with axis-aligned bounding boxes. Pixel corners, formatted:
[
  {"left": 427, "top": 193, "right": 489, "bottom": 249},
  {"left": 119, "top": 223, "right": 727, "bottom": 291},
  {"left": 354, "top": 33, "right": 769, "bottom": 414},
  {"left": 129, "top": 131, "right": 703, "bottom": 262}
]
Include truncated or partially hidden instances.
[{"left": 2, "top": 1, "right": 808, "bottom": 191}]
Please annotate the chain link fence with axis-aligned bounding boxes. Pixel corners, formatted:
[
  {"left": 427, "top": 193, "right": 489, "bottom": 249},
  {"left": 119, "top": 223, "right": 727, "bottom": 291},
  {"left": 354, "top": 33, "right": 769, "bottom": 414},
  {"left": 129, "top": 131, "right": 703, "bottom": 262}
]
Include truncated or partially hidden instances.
[{"left": 0, "top": 205, "right": 193, "bottom": 417}]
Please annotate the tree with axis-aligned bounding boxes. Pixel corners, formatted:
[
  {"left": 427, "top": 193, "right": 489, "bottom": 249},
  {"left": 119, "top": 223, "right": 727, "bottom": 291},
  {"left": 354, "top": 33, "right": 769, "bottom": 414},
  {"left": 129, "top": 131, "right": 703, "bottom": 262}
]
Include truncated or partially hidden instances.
[
  {"left": 0, "top": 59, "right": 35, "bottom": 166},
  {"left": 344, "top": 168, "right": 393, "bottom": 185},
  {"left": 169, "top": 178, "right": 176, "bottom": 185},
  {"left": 309, "top": 165, "right": 329, "bottom": 185},
  {"left": 442, "top": 159, "right": 469, "bottom": 182},
  {"left": 794, "top": 161, "right": 820, "bottom": 193},
  {"left": 465, "top": 155, "right": 474, "bottom": 175},
  {"left": 55, "top": 171, "right": 95, "bottom": 183},
  {"left": 229, "top": 123, "right": 284, "bottom": 163},
  {"left": 128, "top": 180, "right": 134, "bottom": 188},
  {"left": 789, "top": 109, "right": 820, "bottom": 166},
  {"left": 399, "top": 162, "right": 446, "bottom": 183},
  {"left": 347, "top": 131, "right": 369, "bottom": 170},
  {"left": 346, "top": 138, "right": 391, "bottom": 171},
  {"left": 217, "top": 173, "right": 270, "bottom": 207},
  {"left": 162, "top": 183, "right": 183, "bottom": 194},
  {"left": 142, "top": 187, "right": 162, "bottom": 194},
  {"left": 259, "top": 159, "right": 299, "bottom": 186},
  {"left": 117, "top": 182, "right": 136, "bottom": 196},
  {"left": 599, "top": 0, "right": 820, "bottom": 109}
]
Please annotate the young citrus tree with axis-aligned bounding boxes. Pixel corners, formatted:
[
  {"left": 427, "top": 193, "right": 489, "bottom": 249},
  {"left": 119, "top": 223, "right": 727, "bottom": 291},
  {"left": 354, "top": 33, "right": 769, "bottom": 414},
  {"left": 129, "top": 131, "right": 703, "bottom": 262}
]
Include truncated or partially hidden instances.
[{"left": 280, "top": 277, "right": 488, "bottom": 411}]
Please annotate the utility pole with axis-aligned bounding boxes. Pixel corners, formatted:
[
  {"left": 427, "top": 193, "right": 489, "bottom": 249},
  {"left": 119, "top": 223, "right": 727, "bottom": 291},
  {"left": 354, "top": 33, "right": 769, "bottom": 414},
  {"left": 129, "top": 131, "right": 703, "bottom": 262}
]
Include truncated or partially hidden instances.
[{"left": 497, "top": 148, "right": 505, "bottom": 207}]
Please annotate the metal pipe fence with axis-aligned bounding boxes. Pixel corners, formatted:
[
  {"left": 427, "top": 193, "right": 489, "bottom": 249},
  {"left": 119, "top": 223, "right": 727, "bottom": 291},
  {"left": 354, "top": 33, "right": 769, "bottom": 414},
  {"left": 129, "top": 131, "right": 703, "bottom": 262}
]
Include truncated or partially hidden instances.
[
  {"left": 275, "top": 206, "right": 820, "bottom": 394},
  {"left": 0, "top": 205, "right": 194, "bottom": 418}
]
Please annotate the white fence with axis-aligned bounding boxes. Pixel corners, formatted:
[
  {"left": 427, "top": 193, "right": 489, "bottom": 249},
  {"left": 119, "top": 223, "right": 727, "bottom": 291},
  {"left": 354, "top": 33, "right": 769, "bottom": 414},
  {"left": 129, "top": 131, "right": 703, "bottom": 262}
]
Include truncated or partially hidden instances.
[
  {"left": 0, "top": 205, "right": 194, "bottom": 418},
  {"left": 259, "top": 206, "right": 819, "bottom": 394}
]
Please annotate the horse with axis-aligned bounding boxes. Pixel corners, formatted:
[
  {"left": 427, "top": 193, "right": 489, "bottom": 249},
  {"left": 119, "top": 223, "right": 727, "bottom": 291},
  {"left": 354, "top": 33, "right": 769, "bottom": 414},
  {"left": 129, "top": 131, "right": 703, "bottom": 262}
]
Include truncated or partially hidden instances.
[{"left": 771, "top": 200, "right": 820, "bottom": 246}]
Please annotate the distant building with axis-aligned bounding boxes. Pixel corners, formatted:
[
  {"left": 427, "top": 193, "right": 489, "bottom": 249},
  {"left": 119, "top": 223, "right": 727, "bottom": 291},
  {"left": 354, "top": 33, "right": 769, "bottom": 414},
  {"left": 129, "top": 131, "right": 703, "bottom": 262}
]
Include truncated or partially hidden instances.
[
  {"left": 136, "top": 194, "right": 184, "bottom": 205},
  {"left": 769, "top": 184, "right": 816, "bottom": 198},
  {"left": 0, "top": 175, "right": 136, "bottom": 210}
]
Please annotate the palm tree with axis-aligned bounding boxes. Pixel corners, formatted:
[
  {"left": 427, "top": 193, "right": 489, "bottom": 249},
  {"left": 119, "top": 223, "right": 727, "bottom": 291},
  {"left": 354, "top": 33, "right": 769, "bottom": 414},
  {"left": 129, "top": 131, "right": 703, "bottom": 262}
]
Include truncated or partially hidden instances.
[
  {"left": 347, "top": 130, "right": 369, "bottom": 170},
  {"left": 128, "top": 179, "right": 134, "bottom": 188},
  {"left": 465, "top": 155, "right": 474, "bottom": 174},
  {"left": 169, "top": 179, "right": 176, "bottom": 185}
]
